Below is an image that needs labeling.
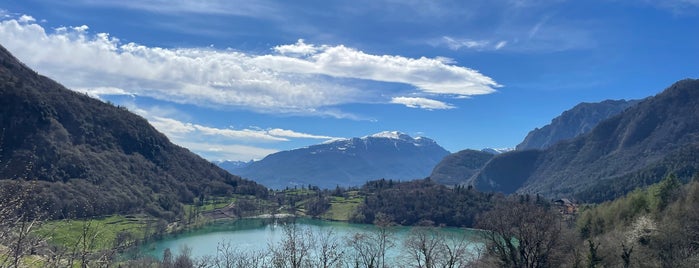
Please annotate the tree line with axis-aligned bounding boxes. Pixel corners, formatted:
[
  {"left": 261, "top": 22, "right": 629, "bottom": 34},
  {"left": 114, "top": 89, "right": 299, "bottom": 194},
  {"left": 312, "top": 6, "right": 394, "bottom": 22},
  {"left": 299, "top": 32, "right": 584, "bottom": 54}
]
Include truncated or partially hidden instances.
[{"left": 3, "top": 173, "right": 699, "bottom": 267}]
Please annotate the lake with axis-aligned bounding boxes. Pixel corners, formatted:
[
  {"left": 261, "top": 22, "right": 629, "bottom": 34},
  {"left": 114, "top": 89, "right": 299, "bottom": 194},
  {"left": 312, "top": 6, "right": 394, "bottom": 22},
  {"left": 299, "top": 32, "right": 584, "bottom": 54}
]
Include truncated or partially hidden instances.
[{"left": 140, "top": 217, "right": 483, "bottom": 266}]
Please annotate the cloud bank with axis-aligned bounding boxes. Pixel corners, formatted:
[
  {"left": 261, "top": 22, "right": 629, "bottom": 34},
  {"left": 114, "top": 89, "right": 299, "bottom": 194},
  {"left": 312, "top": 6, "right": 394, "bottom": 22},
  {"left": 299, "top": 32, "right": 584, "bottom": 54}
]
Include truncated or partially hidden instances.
[
  {"left": 130, "top": 106, "right": 339, "bottom": 161},
  {"left": 0, "top": 17, "right": 500, "bottom": 113}
]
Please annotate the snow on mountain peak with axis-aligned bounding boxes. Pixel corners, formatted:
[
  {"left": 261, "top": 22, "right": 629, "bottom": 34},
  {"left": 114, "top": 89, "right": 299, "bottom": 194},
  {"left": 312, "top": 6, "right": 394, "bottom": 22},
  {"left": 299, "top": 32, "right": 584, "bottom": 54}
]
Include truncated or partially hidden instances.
[{"left": 367, "top": 131, "right": 410, "bottom": 140}]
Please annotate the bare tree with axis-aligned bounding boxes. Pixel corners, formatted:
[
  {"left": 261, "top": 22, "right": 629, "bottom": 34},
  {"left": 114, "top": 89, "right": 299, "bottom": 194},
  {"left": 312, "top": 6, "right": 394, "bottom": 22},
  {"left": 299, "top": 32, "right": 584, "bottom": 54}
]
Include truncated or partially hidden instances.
[
  {"left": 476, "top": 198, "right": 566, "bottom": 268},
  {"left": 346, "top": 232, "right": 381, "bottom": 268},
  {"left": 62, "top": 219, "right": 107, "bottom": 268},
  {"left": 173, "top": 245, "right": 194, "bottom": 268},
  {"left": 404, "top": 227, "right": 441, "bottom": 268},
  {"left": 269, "top": 221, "right": 315, "bottom": 268},
  {"left": 346, "top": 214, "right": 395, "bottom": 268},
  {"left": 209, "top": 239, "right": 270, "bottom": 268},
  {"left": 403, "top": 226, "right": 479, "bottom": 268},
  {"left": 314, "top": 228, "right": 344, "bottom": 268},
  {"left": 0, "top": 180, "right": 46, "bottom": 268}
]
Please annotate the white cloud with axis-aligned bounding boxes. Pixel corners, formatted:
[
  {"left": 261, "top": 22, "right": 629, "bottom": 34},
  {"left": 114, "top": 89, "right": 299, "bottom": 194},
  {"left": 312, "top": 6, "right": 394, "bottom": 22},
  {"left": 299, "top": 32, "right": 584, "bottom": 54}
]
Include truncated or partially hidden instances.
[
  {"left": 528, "top": 16, "right": 551, "bottom": 39},
  {"left": 255, "top": 41, "right": 500, "bottom": 97},
  {"left": 148, "top": 116, "right": 197, "bottom": 136},
  {"left": 129, "top": 106, "right": 339, "bottom": 160},
  {"left": 390, "top": 97, "right": 455, "bottom": 110},
  {"left": 441, "top": 36, "right": 490, "bottom": 50},
  {"left": 435, "top": 36, "right": 510, "bottom": 52},
  {"left": 146, "top": 115, "right": 337, "bottom": 143},
  {"left": 0, "top": 17, "right": 500, "bottom": 116},
  {"left": 495, "top": 41, "right": 508, "bottom": 50},
  {"left": 77, "top": 87, "right": 134, "bottom": 98},
  {"left": 176, "top": 141, "right": 278, "bottom": 162},
  {"left": 267, "top": 128, "right": 339, "bottom": 139},
  {"left": 18, "top": 15, "right": 35, "bottom": 23},
  {"left": 193, "top": 125, "right": 289, "bottom": 142},
  {"left": 273, "top": 39, "right": 319, "bottom": 56}
]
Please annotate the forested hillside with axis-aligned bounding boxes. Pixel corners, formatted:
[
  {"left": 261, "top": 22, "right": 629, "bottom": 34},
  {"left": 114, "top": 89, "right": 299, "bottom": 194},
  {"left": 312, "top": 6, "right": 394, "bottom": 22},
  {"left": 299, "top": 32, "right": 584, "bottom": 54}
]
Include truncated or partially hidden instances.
[
  {"left": 429, "top": 149, "right": 494, "bottom": 186},
  {"left": 0, "top": 45, "right": 267, "bottom": 220},
  {"left": 349, "top": 178, "right": 496, "bottom": 227},
  {"left": 469, "top": 79, "right": 699, "bottom": 201},
  {"left": 574, "top": 174, "right": 699, "bottom": 267}
]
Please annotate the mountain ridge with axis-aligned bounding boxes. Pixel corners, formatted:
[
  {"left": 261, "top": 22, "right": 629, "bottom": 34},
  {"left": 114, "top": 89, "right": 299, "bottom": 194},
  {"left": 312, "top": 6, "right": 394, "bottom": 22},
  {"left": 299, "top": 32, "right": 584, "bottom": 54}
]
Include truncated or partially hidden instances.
[
  {"left": 469, "top": 79, "right": 699, "bottom": 200},
  {"left": 227, "top": 131, "right": 450, "bottom": 189},
  {"left": 516, "top": 99, "right": 640, "bottom": 150}
]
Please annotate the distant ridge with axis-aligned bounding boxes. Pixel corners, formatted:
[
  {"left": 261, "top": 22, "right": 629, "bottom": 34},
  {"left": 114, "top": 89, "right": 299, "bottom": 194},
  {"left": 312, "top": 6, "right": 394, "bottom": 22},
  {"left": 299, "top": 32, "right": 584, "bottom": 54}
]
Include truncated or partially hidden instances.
[
  {"left": 429, "top": 99, "right": 637, "bottom": 187},
  {"left": 0, "top": 45, "right": 267, "bottom": 219},
  {"left": 227, "top": 131, "right": 450, "bottom": 189},
  {"left": 469, "top": 79, "right": 699, "bottom": 201},
  {"left": 481, "top": 148, "right": 514, "bottom": 155},
  {"left": 429, "top": 149, "right": 494, "bottom": 186},
  {"left": 516, "top": 99, "right": 640, "bottom": 150}
]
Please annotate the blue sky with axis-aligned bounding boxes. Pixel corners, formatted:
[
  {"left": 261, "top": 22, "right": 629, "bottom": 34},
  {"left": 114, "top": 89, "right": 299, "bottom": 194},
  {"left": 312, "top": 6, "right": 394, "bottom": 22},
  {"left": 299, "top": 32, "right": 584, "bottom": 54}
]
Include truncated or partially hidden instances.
[{"left": 1, "top": 0, "right": 698, "bottom": 161}]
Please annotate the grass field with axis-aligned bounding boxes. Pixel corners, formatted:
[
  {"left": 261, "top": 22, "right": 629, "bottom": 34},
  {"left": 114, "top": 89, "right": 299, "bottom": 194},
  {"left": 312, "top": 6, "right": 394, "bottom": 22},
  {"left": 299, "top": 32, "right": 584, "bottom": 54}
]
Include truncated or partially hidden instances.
[
  {"left": 322, "top": 191, "right": 363, "bottom": 221},
  {"left": 36, "top": 215, "right": 151, "bottom": 250}
]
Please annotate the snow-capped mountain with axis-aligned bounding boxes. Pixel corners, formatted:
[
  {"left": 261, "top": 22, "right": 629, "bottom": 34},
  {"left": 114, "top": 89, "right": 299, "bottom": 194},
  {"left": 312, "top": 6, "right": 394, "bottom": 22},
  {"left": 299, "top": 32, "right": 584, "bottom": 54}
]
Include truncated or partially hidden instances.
[{"left": 225, "top": 131, "right": 450, "bottom": 189}]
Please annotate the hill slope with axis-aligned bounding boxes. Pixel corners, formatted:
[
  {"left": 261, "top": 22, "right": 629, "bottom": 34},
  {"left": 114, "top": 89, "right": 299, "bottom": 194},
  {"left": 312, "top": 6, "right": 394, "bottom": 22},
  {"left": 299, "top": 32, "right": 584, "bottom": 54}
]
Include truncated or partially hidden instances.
[
  {"left": 0, "top": 45, "right": 267, "bottom": 219},
  {"left": 516, "top": 99, "right": 640, "bottom": 150},
  {"left": 229, "top": 131, "right": 450, "bottom": 189},
  {"left": 469, "top": 79, "right": 699, "bottom": 201},
  {"left": 429, "top": 149, "right": 494, "bottom": 186}
]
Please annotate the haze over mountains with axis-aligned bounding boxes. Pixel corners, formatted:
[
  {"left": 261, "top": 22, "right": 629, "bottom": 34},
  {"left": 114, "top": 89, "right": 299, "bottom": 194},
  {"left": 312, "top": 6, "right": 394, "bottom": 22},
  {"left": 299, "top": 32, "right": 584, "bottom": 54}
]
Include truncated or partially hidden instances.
[
  {"left": 226, "top": 131, "right": 450, "bottom": 189},
  {"left": 0, "top": 45, "right": 266, "bottom": 219}
]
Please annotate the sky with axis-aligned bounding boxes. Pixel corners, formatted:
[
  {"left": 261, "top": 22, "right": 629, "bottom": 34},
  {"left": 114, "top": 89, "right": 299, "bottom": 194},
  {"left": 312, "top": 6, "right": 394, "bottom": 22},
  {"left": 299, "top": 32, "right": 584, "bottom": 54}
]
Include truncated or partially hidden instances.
[{"left": 0, "top": 0, "right": 697, "bottom": 162}]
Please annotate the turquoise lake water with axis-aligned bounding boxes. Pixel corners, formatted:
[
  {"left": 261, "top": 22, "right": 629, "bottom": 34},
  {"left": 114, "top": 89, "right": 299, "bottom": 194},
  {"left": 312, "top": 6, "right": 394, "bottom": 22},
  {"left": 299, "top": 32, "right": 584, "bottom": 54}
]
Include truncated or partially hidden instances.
[{"left": 140, "top": 217, "right": 483, "bottom": 265}]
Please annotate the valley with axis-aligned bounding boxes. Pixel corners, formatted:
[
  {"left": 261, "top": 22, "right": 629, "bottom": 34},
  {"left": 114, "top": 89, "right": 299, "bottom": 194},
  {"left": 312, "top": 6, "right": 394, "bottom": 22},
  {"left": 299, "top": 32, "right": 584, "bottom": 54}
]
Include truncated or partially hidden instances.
[{"left": 1, "top": 2, "right": 698, "bottom": 266}]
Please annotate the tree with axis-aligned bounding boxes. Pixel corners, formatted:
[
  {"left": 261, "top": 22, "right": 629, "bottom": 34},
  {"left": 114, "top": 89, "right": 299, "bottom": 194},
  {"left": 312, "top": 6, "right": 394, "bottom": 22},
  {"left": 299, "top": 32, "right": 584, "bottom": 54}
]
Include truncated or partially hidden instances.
[
  {"left": 404, "top": 227, "right": 441, "bottom": 268},
  {"left": 346, "top": 232, "right": 381, "bottom": 268},
  {"left": 0, "top": 180, "right": 47, "bottom": 268},
  {"left": 173, "top": 245, "right": 195, "bottom": 268},
  {"left": 346, "top": 213, "right": 395, "bottom": 268},
  {"left": 403, "top": 225, "right": 480, "bottom": 268},
  {"left": 477, "top": 198, "right": 566, "bottom": 268},
  {"left": 162, "top": 248, "right": 174, "bottom": 268},
  {"left": 269, "top": 221, "right": 315, "bottom": 268},
  {"left": 653, "top": 173, "right": 681, "bottom": 211},
  {"left": 314, "top": 229, "right": 344, "bottom": 268},
  {"left": 586, "top": 239, "right": 602, "bottom": 268}
]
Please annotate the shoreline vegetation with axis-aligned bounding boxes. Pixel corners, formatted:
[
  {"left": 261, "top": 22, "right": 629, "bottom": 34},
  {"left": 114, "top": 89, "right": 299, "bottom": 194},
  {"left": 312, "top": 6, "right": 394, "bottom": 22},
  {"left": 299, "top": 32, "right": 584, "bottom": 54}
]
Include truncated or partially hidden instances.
[
  {"left": 0, "top": 175, "right": 699, "bottom": 267},
  {"left": 3, "top": 174, "right": 699, "bottom": 267},
  {"left": 1, "top": 174, "right": 697, "bottom": 267}
]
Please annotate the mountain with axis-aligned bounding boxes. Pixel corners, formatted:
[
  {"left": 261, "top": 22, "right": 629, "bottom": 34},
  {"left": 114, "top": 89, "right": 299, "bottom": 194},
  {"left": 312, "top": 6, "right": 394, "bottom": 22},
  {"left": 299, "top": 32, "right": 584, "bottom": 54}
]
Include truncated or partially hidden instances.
[
  {"left": 468, "top": 79, "right": 699, "bottom": 201},
  {"left": 215, "top": 160, "right": 252, "bottom": 170},
  {"left": 230, "top": 131, "right": 450, "bottom": 189},
  {"left": 429, "top": 149, "right": 494, "bottom": 186},
  {"left": 431, "top": 100, "right": 637, "bottom": 187},
  {"left": 481, "top": 148, "right": 514, "bottom": 155},
  {"left": 516, "top": 99, "right": 640, "bottom": 150},
  {"left": 0, "top": 45, "right": 267, "bottom": 219}
]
